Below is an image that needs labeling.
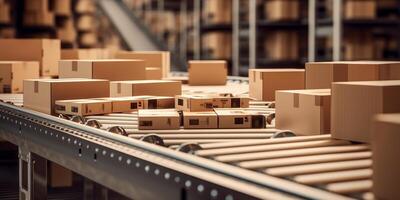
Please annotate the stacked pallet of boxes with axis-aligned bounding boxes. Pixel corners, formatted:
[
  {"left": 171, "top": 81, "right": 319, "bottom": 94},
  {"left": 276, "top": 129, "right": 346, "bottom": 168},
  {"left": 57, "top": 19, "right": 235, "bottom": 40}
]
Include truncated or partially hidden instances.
[{"left": 75, "top": 0, "right": 98, "bottom": 47}]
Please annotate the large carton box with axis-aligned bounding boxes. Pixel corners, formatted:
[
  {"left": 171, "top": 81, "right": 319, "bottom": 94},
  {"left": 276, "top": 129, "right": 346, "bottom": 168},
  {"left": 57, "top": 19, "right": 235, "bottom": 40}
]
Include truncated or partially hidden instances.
[
  {"left": 305, "top": 61, "right": 400, "bottom": 89},
  {"left": 276, "top": 89, "right": 331, "bottom": 135},
  {"left": 344, "top": 0, "right": 376, "bottom": 19},
  {"left": 138, "top": 109, "right": 180, "bottom": 130},
  {"left": 110, "top": 80, "right": 181, "bottom": 97},
  {"left": 115, "top": 51, "right": 170, "bottom": 78},
  {"left": 23, "top": 79, "right": 109, "bottom": 115},
  {"left": 203, "top": 0, "right": 232, "bottom": 24},
  {"left": 371, "top": 114, "right": 400, "bottom": 200},
  {"left": 265, "top": 0, "right": 299, "bottom": 21},
  {"left": 0, "top": 61, "right": 40, "bottom": 93},
  {"left": 140, "top": 96, "right": 175, "bottom": 109},
  {"left": 264, "top": 31, "right": 299, "bottom": 60},
  {"left": 214, "top": 108, "right": 266, "bottom": 129},
  {"left": 183, "top": 111, "right": 218, "bottom": 129},
  {"left": 59, "top": 59, "right": 147, "bottom": 81},
  {"left": 188, "top": 60, "right": 227, "bottom": 85},
  {"left": 0, "top": 39, "right": 60, "bottom": 76},
  {"left": 55, "top": 99, "right": 112, "bottom": 116},
  {"left": 249, "top": 69, "right": 305, "bottom": 101},
  {"left": 331, "top": 80, "right": 400, "bottom": 143}
]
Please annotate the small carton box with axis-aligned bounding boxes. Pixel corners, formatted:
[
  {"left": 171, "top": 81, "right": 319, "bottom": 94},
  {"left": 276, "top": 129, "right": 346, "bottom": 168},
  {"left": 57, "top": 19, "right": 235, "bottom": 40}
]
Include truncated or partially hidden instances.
[
  {"left": 138, "top": 109, "right": 180, "bottom": 130},
  {"left": 116, "top": 51, "right": 170, "bottom": 78},
  {"left": 23, "top": 79, "right": 109, "bottom": 115},
  {"left": 371, "top": 114, "right": 400, "bottom": 200},
  {"left": 59, "top": 59, "right": 147, "bottom": 81},
  {"left": 344, "top": 0, "right": 376, "bottom": 19},
  {"left": 188, "top": 60, "right": 227, "bottom": 85},
  {"left": 146, "top": 67, "right": 162, "bottom": 80},
  {"left": 305, "top": 61, "right": 400, "bottom": 89},
  {"left": 265, "top": 0, "right": 299, "bottom": 21},
  {"left": 212, "top": 96, "right": 250, "bottom": 109},
  {"left": 183, "top": 111, "right": 218, "bottom": 129},
  {"left": 110, "top": 80, "right": 181, "bottom": 97},
  {"left": 175, "top": 95, "right": 214, "bottom": 112},
  {"left": 331, "top": 80, "right": 400, "bottom": 143},
  {"left": 0, "top": 61, "right": 40, "bottom": 93},
  {"left": 55, "top": 99, "right": 112, "bottom": 116},
  {"left": 140, "top": 96, "right": 175, "bottom": 109},
  {"left": 96, "top": 97, "right": 144, "bottom": 113},
  {"left": 0, "top": 39, "right": 60, "bottom": 76},
  {"left": 214, "top": 108, "right": 266, "bottom": 129},
  {"left": 276, "top": 89, "right": 331, "bottom": 135},
  {"left": 249, "top": 69, "right": 305, "bottom": 101}
]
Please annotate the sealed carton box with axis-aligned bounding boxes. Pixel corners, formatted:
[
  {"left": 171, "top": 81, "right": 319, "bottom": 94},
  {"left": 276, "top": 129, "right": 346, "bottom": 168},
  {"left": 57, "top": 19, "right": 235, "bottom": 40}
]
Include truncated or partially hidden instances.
[
  {"left": 0, "top": 61, "right": 40, "bottom": 93},
  {"left": 371, "top": 114, "right": 400, "bottom": 200},
  {"left": 306, "top": 61, "right": 400, "bottom": 89},
  {"left": 61, "top": 49, "right": 111, "bottom": 59},
  {"left": 183, "top": 111, "right": 218, "bottom": 129},
  {"left": 116, "top": 51, "right": 170, "bottom": 78},
  {"left": 249, "top": 69, "right": 305, "bottom": 101},
  {"left": 0, "top": 39, "right": 60, "bottom": 76},
  {"left": 110, "top": 80, "right": 181, "bottom": 97},
  {"left": 59, "top": 59, "right": 147, "bottom": 81},
  {"left": 140, "top": 96, "right": 175, "bottom": 109},
  {"left": 344, "top": 0, "right": 376, "bottom": 19},
  {"left": 188, "top": 60, "right": 227, "bottom": 85},
  {"left": 265, "top": 0, "right": 299, "bottom": 21},
  {"left": 96, "top": 97, "right": 144, "bottom": 113},
  {"left": 55, "top": 99, "right": 112, "bottom": 116},
  {"left": 138, "top": 109, "right": 180, "bottom": 130},
  {"left": 23, "top": 79, "right": 109, "bottom": 115},
  {"left": 213, "top": 97, "right": 250, "bottom": 109},
  {"left": 276, "top": 89, "right": 331, "bottom": 135},
  {"left": 175, "top": 95, "right": 214, "bottom": 112},
  {"left": 146, "top": 67, "right": 162, "bottom": 80},
  {"left": 214, "top": 108, "right": 266, "bottom": 129},
  {"left": 331, "top": 80, "right": 400, "bottom": 143}
]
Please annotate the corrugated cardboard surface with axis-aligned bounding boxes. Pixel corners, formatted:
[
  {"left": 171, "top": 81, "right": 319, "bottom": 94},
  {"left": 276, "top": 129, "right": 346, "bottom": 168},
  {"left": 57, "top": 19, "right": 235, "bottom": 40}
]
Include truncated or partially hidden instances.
[
  {"left": 138, "top": 109, "right": 180, "bottom": 130},
  {"left": 116, "top": 51, "right": 170, "bottom": 78},
  {"left": 188, "top": 60, "right": 227, "bottom": 85},
  {"left": 276, "top": 89, "right": 331, "bottom": 135},
  {"left": 331, "top": 80, "right": 400, "bottom": 143},
  {"left": 23, "top": 79, "right": 109, "bottom": 115},
  {"left": 183, "top": 111, "right": 218, "bottom": 129},
  {"left": 372, "top": 114, "right": 400, "bottom": 200},
  {"left": 249, "top": 69, "right": 305, "bottom": 101},
  {"left": 110, "top": 80, "right": 181, "bottom": 97}
]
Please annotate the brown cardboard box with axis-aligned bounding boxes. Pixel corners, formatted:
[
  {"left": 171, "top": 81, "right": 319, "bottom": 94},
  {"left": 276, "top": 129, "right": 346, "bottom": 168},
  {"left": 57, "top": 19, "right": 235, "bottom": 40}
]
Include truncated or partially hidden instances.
[
  {"left": 76, "top": 15, "right": 95, "bottom": 31},
  {"left": 138, "top": 109, "right": 180, "bottom": 130},
  {"left": 249, "top": 69, "right": 305, "bottom": 101},
  {"left": 212, "top": 97, "right": 250, "bottom": 109},
  {"left": 188, "top": 60, "right": 227, "bottom": 85},
  {"left": 75, "top": 0, "right": 95, "bottom": 13},
  {"left": 175, "top": 95, "right": 214, "bottom": 112},
  {"left": 23, "top": 11, "right": 54, "bottom": 27},
  {"left": 0, "top": 2, "right": 10, "bottom": 24},
  {"left": 203, "top": 0, "right": 232, "bottom": 24},
  {"left": 61, "top": 49, "right": 111, "bottom": 59},
  {"left": 183, "top": 111, "right": 218, "bottom": 129},
  {"left": 23, "top": 79, "right": 109, "bottom": 115},
  {"left": 110, "top": 80, "right": 181, "bottom": 97},
  {"left": 276, "top": 89, "right": 331, "bottom": 135},
  {"left": 214, "top": 108, "right": 266, "bottom": 129},
  {"left": 146, "top": 67, "right": 162, "bottom": 80},
  {"left": 55, "top": 99, "right": 112, "bottom": 116},
  {"left": 59, "top": 59, "right": 146, "bottom": 81},
  {"left": 371, "top": 114, "right": 400, "bottom": 200},
  {"left": 49, "top": 162, "right": 73, "bottom": 188},
  {"left": 344, "top": 0, "right": 376, "bottom": 19},
  {"left": 265, "top": 0, "right": 299, "bottom": 21},
  {"left": 24, "top": 0, "right": 48, "bottom": 12},
  {"left": 116, "top": 51, "right": 170, "bottom": 78},
  {"left": 97, "top": 97, "right": 144, "bottom": 113},
  {"left": 141, "top": 96, "right": 175, "bottom": 109},
  {"left": 202, "top": 32, "right": 232, "bottom": 59},
  {"left": 265, "top": 31, "right": 299, "bottom": 60},
  {"left": 331, "top": 80, "right": 400, "bottom": 143},
  {"left": 0, "top": 61, "right": 39, "bottom": 93},
  {"left": 80, "top": 32, "right": 97, "bottom": 46},
  {"left": 0, "top": 39, "right": 60, "bottom": 76},
  {"left": 344, "top": 31, "right": 374, "bottom": 60},
  {"left": 57, "top": 19, "right": 76, "bottom": 43},
  {"left": 54, "top": 0, "right": 71, "bottom": 16},
  {"left": 305, "top": 61, "right": 400, "bottom": 89}
]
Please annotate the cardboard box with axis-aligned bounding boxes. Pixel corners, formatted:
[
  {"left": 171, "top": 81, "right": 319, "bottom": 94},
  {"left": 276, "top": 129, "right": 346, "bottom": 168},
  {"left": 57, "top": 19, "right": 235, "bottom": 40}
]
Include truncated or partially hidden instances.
[
  {"left": 344, "top": 31, "right": 374, "bottom": 60},
  {"left": 183, "top": 111, "right": 218, "bottom": 129},
  {"left": 54, "top": 0, "right": 71, "bottom": 16},
  {"left": 0, "top": 2, "right": 10, "bottom": 24},
  {"left": 61, "top": 49, "right": 111, "bottom": 59},
  {"left": 116, "top": 51, "right": 170, "bottom": 78},
  {"left": 344, "top": 0, "right": 376, "bottom": 19},
  {"left": 141, "top": 96, "right": 175, "bottom": 109},
  {"left": 80, "top": 32, "right": 97, "bottom": 46},
  {"left": 76, "top": 15, "right": 95, "bottom": 31},
  {"left": 0, "top": 39, "right": 60, "bottom": 76},
  {"left": 97, "top": 97, "right": 144, "bottom": 113},
  {"left": 371, "top": 114, "right": 400, "bottom": 200},
  {"left": 249, "top": 69, "right": 305, "bottom": 101},
  {"left": 276, "top": 89, "right": 331, "bottom": 135},
  {"left": 138, "top": 109, "right": 180, "bottom": 130},
  {"left": 265, "top": 0, "right": 299, "bottom": 21},
  {"left": 214, "top": 108, "right": 266, "bottom": 129},
  {"left": 23, "top": 11, "right": 54, "bottom": 27},
  {"left": 202, "top": 32, "right": 232, "bottom": 59},
  {"left": 55, "top": 99, "right": 112, "bottom": 116},
  {"left": 146, "top": 67, "right": 162, "bottom": 80},
  {"left": 24, "top": 0, "right": 48, "bottom": 12},
  {"left": 175, "top": 95, "right": 214, "bottom": 112},
  {"left": 0, "top": 61, "right": 40, "bottom": 93},
  {"left": 49, "top": 162, "right": 73, "bottom": 188},
  {"left": 265, "top": 31, "right": 299, "bottom": 60},
  {"left": 331, "top": 80, "right": 400, "bottom": 143},
  {"left": 188, "top": 60, "right": 227, "bottom": 85},
  {"left": 59, "top": 59, "right": 147, "bottom": 81},
  {"left": 23, "top": 79, "right": 109, "bottom": 115},
  {"left": 203, "top": 0, "right": 232, "bottom": 24},
  {"left": 305, "top": 61, "right": 400, "bottom": 89},
  {"left": 110, "top": 80, "right": 181, "bottom": 97},
  {"left": 75, "top": 0, "right": 95, "bottom": 13}
]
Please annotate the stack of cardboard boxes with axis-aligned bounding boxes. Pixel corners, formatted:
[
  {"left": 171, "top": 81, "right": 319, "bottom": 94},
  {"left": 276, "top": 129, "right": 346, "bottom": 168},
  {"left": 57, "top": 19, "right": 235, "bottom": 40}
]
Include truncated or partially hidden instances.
[{"left": 75, "top": 0, "right": 97, "bottom": 47}]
